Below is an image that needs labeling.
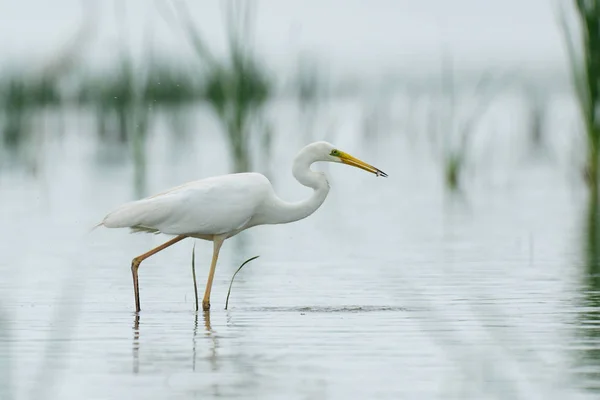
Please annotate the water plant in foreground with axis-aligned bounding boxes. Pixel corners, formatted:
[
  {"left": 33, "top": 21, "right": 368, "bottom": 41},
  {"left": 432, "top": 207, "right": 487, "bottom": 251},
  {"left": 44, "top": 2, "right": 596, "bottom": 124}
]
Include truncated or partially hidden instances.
[
  {"left": 189, "top": 244, "right": 259, "bottom": 312},
  {"left": 225, "top": 255, "right": 260, "bottom": 310},
  {"left": 560, "top": 1, "right": 600, "bottom": 195},
  {"left": 191, "top": 243, "right": 199, "bottom": 312}
]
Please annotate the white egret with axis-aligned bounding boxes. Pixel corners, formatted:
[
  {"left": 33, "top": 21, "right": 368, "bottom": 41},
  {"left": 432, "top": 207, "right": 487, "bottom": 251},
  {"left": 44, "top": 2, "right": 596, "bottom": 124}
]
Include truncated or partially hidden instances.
[{"left": 97, "top": 141, "right": 387, "bottom": 312}]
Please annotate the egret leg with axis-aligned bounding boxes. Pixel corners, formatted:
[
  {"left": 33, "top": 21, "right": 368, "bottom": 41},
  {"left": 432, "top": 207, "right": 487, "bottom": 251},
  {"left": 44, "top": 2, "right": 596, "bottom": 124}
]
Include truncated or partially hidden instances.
[
  {"left": 131, "top": 234, "right": 186, "bottom": 312},
  {"left": 202, "top": 237, "right": 225, "bottom": 311}
]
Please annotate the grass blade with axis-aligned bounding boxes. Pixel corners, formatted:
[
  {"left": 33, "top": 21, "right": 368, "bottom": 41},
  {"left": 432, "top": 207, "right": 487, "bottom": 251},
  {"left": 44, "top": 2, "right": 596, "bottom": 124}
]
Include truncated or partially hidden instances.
[
  {"left": 191, "top": 243, "right": 198, "bottom": 312},
  {"left": 225, "top": 255, "right": 260, "bottom": 310}
]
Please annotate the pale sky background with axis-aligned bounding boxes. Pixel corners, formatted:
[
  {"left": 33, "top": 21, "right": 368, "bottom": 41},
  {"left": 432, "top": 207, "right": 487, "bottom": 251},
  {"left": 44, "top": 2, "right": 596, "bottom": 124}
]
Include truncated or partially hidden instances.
[{"left": 0, "top": 0, "right": 572, "bottom": 78}]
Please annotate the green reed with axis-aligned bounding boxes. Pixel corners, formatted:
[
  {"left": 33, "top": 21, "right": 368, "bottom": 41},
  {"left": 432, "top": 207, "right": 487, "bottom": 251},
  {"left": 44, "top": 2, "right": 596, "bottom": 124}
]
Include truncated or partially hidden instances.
[
  {"left": 432, "top": 54, "right": 507, "bottom": 191},
  {"left": 561, "top": 1, "right": 600, "bottom": 195},
  {"left": 173, "top": 0, "right": 272, "bottom": 173},
  {"left": 0, "top": 74, "right": 60, "bottom": 149}
]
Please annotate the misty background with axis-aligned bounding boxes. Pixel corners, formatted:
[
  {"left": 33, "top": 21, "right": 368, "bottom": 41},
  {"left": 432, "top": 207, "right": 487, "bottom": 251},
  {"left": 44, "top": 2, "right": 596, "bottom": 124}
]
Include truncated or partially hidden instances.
[{"left": 1, "top": 1, "right": 600, "bottom": 399}]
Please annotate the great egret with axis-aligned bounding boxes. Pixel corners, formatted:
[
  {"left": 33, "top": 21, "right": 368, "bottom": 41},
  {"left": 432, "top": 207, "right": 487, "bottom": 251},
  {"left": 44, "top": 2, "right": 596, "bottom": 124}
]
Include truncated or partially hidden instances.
[{"left": 97, "top": 141, "right": 387, "bottom": 312}]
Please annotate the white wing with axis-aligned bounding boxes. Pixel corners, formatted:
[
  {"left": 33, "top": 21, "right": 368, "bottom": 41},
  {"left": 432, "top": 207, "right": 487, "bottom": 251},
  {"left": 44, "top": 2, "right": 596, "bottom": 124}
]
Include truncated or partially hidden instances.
[{"left": 102, "top": 172, "right": 271, "bottom": 236}]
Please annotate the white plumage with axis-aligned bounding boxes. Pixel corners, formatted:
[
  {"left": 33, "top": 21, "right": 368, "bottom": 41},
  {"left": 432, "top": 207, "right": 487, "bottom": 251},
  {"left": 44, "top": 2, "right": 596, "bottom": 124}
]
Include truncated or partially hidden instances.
[
  {"left": 98, "top": 141, "right": 387, "bottom": 312},
  {"left": 103, "top": 172, "right": 270, "bottom": 237}
]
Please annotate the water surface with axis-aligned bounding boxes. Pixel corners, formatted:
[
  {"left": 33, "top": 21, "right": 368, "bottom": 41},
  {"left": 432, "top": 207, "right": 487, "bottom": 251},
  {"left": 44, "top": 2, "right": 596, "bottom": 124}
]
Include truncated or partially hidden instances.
[{"left": 1, "top": 97, "right": 599, "bottom": 399}]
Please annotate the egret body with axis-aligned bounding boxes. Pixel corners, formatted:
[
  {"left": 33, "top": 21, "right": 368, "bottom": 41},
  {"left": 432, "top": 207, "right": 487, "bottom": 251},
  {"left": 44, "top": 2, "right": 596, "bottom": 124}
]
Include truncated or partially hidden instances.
[{"left": 98, "top": 141, "right": 387, "bottom": 312}]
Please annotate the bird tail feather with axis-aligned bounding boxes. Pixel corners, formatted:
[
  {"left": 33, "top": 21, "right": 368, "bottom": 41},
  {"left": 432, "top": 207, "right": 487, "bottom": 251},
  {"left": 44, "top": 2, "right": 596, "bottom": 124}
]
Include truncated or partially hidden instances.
[{"left": 89, "top": 222, "right": 104, "bottom": 233}]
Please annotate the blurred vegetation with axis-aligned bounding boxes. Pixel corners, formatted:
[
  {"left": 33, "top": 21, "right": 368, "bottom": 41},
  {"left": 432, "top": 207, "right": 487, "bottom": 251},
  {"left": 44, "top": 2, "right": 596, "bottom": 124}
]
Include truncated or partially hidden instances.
[
  {"left": 562, "top": 0, "right": 600, "bottom": 195},
  {"left": 0, "top": 74, "right": 60, "bottom": 149},
  {"left": 578, "top": 188, "right": 600, "bottom": 392},
  {"left": 430, "top": 52, "right": 509, "bottom": 191},
  {"left": 0, "top": 0, "right": 593, "bottom": 198},
  {"left": 0, "top": 0, "right": 274, "bottom": 180},
  {"left": 170, "top": 0, "right": 272, "bottom": 173},
  {"left": 293, "top": 56, "right": 327, "bottom": 142},
  {"left": 1, "top": 3, "right": 600, "bottom": 395},
  {"left": 562, "top": 2, "right": 600, "bottom": 388}
]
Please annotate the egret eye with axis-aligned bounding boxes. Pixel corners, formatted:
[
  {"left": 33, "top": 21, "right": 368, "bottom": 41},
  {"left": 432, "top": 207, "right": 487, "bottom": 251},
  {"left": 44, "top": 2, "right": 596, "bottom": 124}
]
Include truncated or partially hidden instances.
[{"left": 330, "top": 149, "right": 340, "bottom": 157}]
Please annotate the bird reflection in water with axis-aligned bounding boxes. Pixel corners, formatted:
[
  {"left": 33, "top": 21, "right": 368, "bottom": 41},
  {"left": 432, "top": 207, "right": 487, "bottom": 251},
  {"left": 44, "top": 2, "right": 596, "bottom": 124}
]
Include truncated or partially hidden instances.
[
  {"left": 132, "top": 314, "right": 140, "bottom": 374},
  {"left": 201, "top": 311, "right": 219, "bottom": 373},
  {"left": 131, "top": 311, "right": 218, "bottom": 376}
]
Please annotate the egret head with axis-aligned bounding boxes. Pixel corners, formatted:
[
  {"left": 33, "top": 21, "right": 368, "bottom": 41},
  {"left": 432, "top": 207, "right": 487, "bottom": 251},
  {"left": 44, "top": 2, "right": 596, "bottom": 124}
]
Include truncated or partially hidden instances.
[{"left": 309, "top": 141, "right": 388, "bottom": 177}]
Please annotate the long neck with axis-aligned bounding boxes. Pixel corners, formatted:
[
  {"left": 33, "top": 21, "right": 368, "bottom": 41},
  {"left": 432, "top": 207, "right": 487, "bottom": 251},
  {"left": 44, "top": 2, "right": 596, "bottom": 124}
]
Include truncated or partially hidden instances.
[{"left": 265, "top": 149, "right": 330, "bottom": 225}]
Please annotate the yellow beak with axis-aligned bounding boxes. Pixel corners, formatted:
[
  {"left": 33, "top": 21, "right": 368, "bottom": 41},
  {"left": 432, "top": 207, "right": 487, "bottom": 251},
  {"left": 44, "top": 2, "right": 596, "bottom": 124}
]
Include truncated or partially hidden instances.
[{"left": 339, "top": 152, "right": 388, "bottom": 177}]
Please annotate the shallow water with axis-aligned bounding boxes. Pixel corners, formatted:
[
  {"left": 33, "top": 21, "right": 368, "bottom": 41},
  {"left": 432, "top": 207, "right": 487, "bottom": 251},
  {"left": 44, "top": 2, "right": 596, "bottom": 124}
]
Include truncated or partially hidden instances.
[{"left": 1, "top": 98, "right": 600, "bottom": 399}]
